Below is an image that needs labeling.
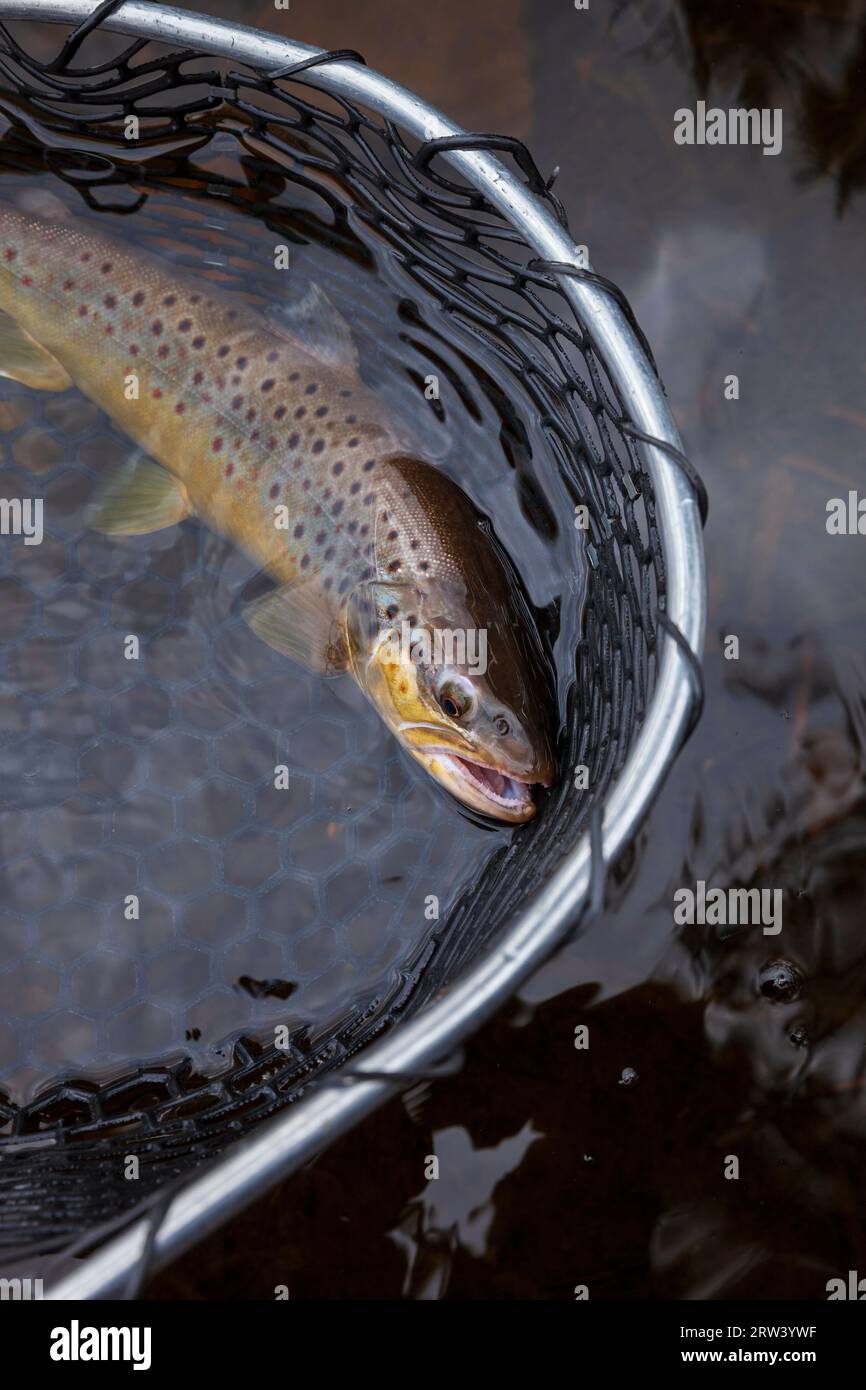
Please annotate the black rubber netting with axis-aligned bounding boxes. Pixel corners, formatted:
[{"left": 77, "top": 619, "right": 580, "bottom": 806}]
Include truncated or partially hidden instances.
[{"left": 0, "top": 6, "right": 704, "bottom": 1261}]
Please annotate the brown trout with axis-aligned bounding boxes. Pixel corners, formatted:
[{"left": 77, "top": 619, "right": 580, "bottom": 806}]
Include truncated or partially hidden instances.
[{"left": 0, "top": 196, "right": 555, "bottom": 821}]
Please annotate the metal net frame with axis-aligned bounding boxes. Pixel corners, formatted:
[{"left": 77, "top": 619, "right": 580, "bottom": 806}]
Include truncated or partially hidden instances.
[{"left": 0, "top": 0, "right": 706, "bottom": 1285}]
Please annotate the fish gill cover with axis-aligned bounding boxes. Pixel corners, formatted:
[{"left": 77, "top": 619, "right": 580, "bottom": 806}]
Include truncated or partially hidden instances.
[{"left": 0, "top": 5, "right": 694, "bottom": 1255}]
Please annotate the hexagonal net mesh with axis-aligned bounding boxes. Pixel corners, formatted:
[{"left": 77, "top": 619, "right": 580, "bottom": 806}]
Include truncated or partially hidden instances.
[{"left": 0, "top": 4, "right": 704, "bottom": 1260}]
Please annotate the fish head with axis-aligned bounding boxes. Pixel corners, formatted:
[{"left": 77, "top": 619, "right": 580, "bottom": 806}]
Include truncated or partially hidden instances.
[{"left": 345, "top": 573, "right": 556, "bottom": 823}]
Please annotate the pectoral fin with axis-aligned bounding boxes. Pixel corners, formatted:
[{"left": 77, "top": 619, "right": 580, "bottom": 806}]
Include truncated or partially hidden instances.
[
  {"left": 244, "top": 580, "right": 346, "bottom": 673},
  {"left": 0, "top": 310, "right": 72, "bottom": 391},
  {"left": 90, "top": 455, "right": 191, "bottom": 535}
]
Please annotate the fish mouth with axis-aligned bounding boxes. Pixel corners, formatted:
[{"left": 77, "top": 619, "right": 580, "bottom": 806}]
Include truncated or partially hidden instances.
[{"left": 421, "top": 746, "right": 541, "bottom": 823}]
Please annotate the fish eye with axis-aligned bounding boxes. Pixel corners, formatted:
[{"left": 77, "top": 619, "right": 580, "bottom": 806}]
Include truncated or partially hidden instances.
[
  {"left": 494, "top": 715, "right": 510, "bottom": 737},
  {"left": 437, "top": 678, "right": 474, "bottom": 721}
]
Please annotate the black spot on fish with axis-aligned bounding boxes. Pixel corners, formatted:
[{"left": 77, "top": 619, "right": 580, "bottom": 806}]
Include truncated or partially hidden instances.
[
  {"left": 312, "top": 440, "right": 325, "bottom": 454},
  {"left": 305, "top": 382, "right": 319, "bottom": 395}
]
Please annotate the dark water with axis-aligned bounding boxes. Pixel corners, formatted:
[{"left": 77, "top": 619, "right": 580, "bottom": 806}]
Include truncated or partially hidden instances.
[{"left": 5, "top": 0, "right": 866, "bottom": 1300}]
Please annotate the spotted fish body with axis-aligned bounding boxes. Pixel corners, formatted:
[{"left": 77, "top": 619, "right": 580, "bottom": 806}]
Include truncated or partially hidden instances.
[
  {"left": 0, "top": 200, "right": 555, "bottom": 819},
  {"left": 0, "top": 204, "right": 414, "bottom": 617}
]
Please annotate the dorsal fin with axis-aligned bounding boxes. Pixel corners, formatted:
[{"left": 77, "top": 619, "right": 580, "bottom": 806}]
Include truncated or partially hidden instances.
[{"left": 265, "top": 282, "right": 357, "bottom": 368}]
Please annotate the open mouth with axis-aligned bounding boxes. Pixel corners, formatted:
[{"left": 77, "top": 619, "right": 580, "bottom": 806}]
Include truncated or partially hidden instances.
[
  {"left": 423, "top": 747, "right": 537, "bottom": 818},
  {"left": 454, "top": 756, "right": 534, "bottom": 811}
]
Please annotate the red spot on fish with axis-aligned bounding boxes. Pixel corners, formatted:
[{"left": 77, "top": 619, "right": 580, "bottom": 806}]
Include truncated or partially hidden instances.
[
  {"left": 245, "top": 409, "right": 256, "bottom": 422},
  {"left": 4, "top": 247, "right": 16, "bottom": 261},
  {"left": 300, "top": 554, "right": 310, "bottom": 569},
  {"left": 129, "top": 344, "right": 139, "bottom": 355},
  {"left": 152, "top": 388, "right": 163, "bottom": 399},
  {"left": 212, "top": 437, "right": 223, "bottom": 452},
  {"left": 302, "top": 479, "right": 311, "bottom": 491},
  {"left": 78, "top": 304, "right": 88, "bottom": 316},
  {"left": 202, "top": 392, "right": 212, "bottom": 403},
  {"left": 151, "top": 320, "right": 163, "bottom": 335},
  {"left": 315, "top": 530, "right": 326, "bottom": 545},
  {"left": 193, "top": 371, "right": 203, "bottom": 385},
  {"left": 22, "top": 276, "right": 32, "bottom": 287},
  {"left": 250, "top": 430, "right": 260, "bottom": 441},
  {"left": 105, "top": 324, "right": 114, "bottom": 335},
  {"left": 158, "top": 345, "right": 169, "bottom": 359},
  {"left": 225, "top": 463, "right": 234, "bottom": 478},
  {"left": 292, "top": 457, "right": 303, "bottom": 471},
  {"left": 132, "top": 291, "right": 144, "bottom": 305},
  {"left": 175, "top": 402, "right": 185, "bottom": 414},
  {"left": 266, "top": 437, "right": 276, "bottom": 450}
]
